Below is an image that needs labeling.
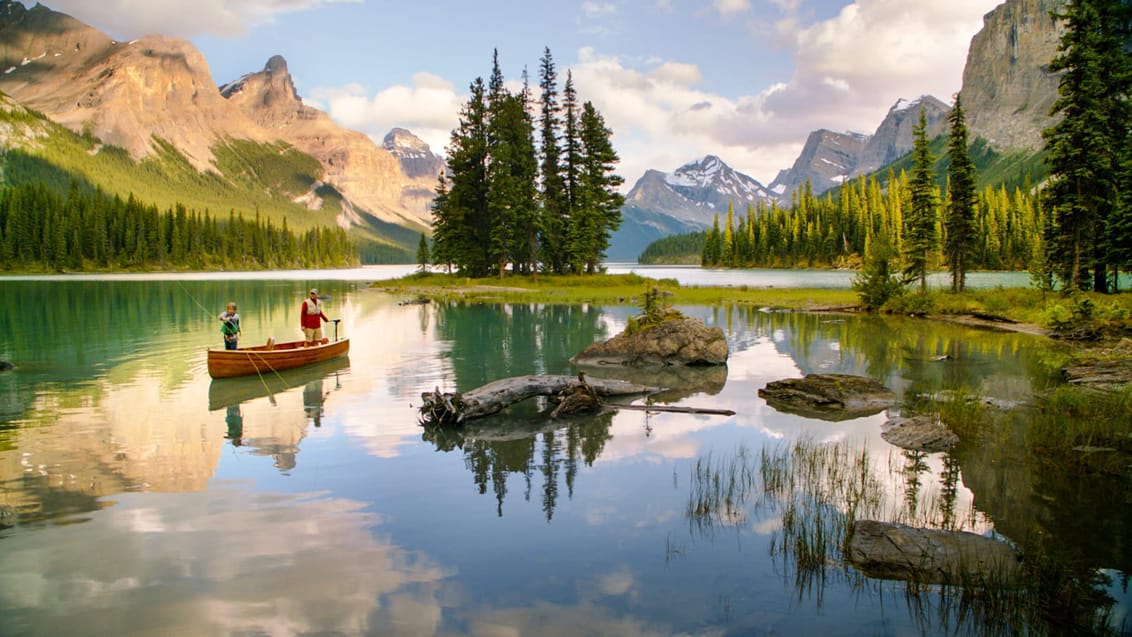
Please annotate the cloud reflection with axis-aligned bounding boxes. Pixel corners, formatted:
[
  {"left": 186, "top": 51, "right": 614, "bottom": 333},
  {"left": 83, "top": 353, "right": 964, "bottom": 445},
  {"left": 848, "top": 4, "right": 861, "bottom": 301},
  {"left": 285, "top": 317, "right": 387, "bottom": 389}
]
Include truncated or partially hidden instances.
[{"left": 0, "top": 488, "right": 452, "bottom": 637}]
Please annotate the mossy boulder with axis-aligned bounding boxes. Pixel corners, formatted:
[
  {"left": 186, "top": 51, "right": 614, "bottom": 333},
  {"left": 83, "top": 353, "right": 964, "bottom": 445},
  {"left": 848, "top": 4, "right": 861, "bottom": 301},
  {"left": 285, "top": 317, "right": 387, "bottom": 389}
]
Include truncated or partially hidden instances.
[
  {"left": 758, "top": 373, "right": 896, "bottom": 421},
  {"left": 570, "top": 317, "right": 728, "bottom": 368}
]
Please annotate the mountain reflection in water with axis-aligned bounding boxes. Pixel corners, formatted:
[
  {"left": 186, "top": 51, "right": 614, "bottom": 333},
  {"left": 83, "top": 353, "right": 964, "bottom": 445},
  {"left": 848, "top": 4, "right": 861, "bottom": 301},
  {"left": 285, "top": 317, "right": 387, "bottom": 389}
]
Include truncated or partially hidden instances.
[{"left": 0, "top": 275, "right": 1127, "bottom": 636}]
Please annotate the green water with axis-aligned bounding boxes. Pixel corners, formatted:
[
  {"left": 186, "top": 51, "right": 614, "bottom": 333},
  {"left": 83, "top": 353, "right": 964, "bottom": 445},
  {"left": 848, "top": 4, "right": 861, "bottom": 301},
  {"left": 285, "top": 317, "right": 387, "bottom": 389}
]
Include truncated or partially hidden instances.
[{"left": 0, "top": 274, "right": 1128, "bottom": 636}]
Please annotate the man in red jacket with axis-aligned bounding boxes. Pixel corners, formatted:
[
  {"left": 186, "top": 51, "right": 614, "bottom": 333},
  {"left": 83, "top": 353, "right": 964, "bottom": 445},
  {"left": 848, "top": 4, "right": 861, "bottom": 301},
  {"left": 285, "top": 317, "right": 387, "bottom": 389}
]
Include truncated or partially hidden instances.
[{"left": 301, "top": 288, "right": 330, "bottom": 346}]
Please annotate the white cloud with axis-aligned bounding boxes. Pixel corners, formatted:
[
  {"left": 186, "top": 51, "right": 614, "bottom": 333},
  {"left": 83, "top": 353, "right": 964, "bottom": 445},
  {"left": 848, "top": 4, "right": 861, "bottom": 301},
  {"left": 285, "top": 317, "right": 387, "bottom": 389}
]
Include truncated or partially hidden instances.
[
  {"left": 44, "top": 0, "right": 359, "bottom": 38},
  {"left": 565, "top": 0, "right": 998, "bottom": 184},
  {"left": 305, "top": 73, "right": 463, "bottom": 156},
  {"left": 713, "top": 0, "right": 751, "bottom": 17},
  {"left": 581, "top": 1, "right": 618, "bottom": 18}
]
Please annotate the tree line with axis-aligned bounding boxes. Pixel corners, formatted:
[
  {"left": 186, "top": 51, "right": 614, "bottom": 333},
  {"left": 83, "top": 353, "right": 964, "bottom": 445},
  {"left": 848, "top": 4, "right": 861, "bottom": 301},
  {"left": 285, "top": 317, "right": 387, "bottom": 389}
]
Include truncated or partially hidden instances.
[
  {"left": 693, "top": 0, "right": 1132, "bottom": 296},
  {"left": 428, "top": 49, "right": 625, "bottom": 277},
  {"left": 0, "top": 182, "right": 358, "bottom": 271}
]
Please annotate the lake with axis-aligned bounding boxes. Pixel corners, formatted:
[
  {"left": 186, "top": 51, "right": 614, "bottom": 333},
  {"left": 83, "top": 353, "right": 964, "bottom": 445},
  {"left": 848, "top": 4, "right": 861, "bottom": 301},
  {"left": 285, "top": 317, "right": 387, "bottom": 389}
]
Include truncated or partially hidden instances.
[{"left": 0, "top": 267, "right": 1129, "bottom": 636}]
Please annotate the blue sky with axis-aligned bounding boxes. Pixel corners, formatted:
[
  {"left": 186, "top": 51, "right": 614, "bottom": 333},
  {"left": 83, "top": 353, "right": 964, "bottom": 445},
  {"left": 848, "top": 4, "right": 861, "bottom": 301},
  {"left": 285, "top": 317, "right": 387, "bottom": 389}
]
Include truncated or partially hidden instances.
[{"left": 43, "top": 0, "right": 1003, "bottom": 185}]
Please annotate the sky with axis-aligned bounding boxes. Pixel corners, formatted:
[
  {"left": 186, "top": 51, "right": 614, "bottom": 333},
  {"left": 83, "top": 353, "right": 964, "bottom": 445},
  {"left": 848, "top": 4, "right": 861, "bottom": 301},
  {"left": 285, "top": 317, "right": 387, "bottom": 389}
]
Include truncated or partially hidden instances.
[{"left": 41, "top": 0, "right": 1004, "bottom": 187}]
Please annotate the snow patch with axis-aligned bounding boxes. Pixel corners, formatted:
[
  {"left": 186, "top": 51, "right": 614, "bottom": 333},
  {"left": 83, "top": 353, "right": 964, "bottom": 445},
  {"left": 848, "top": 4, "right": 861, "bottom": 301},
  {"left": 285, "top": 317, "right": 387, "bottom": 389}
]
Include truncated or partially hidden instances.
[{"left": 3, "top": 67, "right": 15, "bottom": 74}]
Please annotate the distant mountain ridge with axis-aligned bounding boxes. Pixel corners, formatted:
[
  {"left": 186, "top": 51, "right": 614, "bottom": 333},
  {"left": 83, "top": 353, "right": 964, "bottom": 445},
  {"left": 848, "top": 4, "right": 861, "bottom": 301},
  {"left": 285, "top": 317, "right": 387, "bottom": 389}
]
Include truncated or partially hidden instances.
[
  {"left": 0, "top": 0, "right": 440, "bottom": 249},
  {"left": 608, "top": 155, "right": 775, "bottom": 260},
  {"left": 768, "top": 95, "right": 951, "bottom": 197}
]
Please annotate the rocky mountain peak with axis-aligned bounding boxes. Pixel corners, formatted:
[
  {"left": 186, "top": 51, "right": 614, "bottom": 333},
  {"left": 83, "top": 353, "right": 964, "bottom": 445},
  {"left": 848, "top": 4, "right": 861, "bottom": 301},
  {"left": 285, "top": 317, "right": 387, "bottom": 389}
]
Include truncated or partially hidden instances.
[
  {"left": 382, "top": 127, "right": 444, "bottom": 180},
  {"left": 219, "top": 54, "right": 309, "bottom": 127},
  {"left": 856, "top": 95, "right": 950, "bottom": 175}
]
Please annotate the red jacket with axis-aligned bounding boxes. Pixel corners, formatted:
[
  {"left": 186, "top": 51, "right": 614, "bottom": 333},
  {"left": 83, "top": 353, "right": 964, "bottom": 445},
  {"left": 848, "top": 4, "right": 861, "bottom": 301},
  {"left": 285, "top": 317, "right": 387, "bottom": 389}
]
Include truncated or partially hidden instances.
[{"left": 301, "top": 299, "right": 329, "bottom": 329}]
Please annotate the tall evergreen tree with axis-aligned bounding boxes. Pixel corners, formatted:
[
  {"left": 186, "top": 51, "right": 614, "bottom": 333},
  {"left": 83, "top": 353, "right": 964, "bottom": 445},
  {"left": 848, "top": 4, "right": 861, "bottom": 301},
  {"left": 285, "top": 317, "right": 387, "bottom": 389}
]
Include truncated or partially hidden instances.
[
  {"left": 1042, "top": 0, "right": 1129, "bottom": 291},
  {"left": 434, "top": 77, "right": 491, "bottom": 276},
  {"left": 416, "top": 232, "right": 430, "bottom": 272},
  {"left": 574, "top": 101, "right": 625, "bottom": 272},
  {"left": 537, "top": 47, "right": 568, "bottom": 273},
  {"left": 944, "top": 94, "right": 978, "bottom": 292},
  {"left": 903, "top": 108, "right": 939, "bottom": 292}
]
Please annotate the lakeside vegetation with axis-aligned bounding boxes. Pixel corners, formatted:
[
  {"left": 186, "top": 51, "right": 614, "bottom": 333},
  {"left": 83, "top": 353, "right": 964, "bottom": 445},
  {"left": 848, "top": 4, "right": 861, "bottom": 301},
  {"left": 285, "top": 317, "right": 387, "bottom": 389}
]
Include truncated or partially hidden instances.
[{"left": 374, "top": 270, "right": 1132, "bottom": 332}]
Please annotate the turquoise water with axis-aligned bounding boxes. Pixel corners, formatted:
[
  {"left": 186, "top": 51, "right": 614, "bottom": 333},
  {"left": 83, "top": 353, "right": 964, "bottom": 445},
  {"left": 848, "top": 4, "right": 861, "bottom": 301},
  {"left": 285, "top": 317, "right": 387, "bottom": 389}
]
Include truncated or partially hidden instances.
[{"left": 0, "top": 271, "right": 1128, "bottom": 636}]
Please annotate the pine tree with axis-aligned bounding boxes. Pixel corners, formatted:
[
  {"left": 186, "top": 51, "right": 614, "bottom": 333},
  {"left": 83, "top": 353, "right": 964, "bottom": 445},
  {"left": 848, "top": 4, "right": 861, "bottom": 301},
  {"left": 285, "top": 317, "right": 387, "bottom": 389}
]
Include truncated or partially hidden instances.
[
  {"left": 436, "top": 77, "right": 491, "bottom": 276},
  {"left": 574, "top": 101, "right": 624, "bottom": 272},
  {"left": 1042, "top": 0, "right": 1128, "bottom": 292},
  {"left": 416, "top": 232, "right": 430, "bottom": 272},
  {"left": 537, "top": 48, "right": 568, "bottom": 273},
  {"left": 944, "top": 94, "right": 978, "bottom": 292},
  {"left": 903, "top": 108, "right": 939, "bottom": 292}
]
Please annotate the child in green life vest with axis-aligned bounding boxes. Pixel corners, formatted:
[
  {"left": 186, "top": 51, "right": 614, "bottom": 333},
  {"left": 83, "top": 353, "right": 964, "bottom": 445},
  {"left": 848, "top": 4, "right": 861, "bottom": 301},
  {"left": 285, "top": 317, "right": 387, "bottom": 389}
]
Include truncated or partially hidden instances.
[{"left": 218, "top": 302, "right": 241, "bottom": 350}]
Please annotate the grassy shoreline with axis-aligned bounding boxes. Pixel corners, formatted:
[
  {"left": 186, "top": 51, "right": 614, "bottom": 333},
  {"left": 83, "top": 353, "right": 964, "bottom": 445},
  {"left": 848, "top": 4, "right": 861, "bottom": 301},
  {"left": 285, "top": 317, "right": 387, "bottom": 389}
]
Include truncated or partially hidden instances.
[{"left": 372, "top": 271, "right": 1132, "bottom": 331}]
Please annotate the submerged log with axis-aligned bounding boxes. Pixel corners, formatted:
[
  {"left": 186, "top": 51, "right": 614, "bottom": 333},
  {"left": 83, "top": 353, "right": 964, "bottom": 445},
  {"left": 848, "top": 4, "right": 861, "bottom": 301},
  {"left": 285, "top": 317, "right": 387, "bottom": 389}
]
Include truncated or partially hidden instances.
[{"left": 419, "top": 374, "right": 656, "bottom": 426}]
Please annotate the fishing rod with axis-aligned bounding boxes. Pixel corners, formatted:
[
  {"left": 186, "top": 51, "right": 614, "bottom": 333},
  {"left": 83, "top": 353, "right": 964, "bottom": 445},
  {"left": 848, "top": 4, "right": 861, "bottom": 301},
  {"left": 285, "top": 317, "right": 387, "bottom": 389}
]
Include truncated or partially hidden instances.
[{"left": 176, "top": 281, "right": 287, "bottom": 402}]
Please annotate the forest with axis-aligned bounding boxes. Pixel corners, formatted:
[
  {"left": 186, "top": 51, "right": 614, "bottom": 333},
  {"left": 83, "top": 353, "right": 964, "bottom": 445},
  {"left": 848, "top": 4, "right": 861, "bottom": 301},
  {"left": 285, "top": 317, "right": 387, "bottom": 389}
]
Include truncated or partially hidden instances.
[{"left": 0, "top": 181, "right": 358, "bottom": 271}]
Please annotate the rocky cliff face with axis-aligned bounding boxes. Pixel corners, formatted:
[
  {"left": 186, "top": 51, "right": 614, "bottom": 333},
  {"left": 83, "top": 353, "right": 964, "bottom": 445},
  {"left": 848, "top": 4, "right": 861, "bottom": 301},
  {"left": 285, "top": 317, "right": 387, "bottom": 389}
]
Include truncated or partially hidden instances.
[
  {"left": 0, "top": 1, "right": 266, "bottom": 169},
  {"left": 220, "top": 56, "right": 430, "bottom": 226},
  {"left": 0, "top": 0, "right": 432, "bottom": 229},
  {"left": 960, "top": 0, "right": 1064, "bottom": 150}
]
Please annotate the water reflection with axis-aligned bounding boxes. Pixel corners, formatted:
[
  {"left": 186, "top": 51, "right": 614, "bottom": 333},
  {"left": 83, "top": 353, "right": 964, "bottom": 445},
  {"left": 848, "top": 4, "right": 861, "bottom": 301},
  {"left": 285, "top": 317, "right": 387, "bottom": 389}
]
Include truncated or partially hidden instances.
[
  {"left": 1, "top": 278, "right": 1127, "bottom": 636},
  {"left": 0, "top": 488, "right": 452, "bottom": 637}
]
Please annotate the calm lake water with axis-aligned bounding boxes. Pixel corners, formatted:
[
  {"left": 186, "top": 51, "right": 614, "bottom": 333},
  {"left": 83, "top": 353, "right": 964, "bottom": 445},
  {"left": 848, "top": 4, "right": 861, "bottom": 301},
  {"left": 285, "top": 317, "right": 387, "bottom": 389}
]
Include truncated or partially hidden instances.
[{"left": 0, "top": 266, "right": 1129, "bottom": 636}]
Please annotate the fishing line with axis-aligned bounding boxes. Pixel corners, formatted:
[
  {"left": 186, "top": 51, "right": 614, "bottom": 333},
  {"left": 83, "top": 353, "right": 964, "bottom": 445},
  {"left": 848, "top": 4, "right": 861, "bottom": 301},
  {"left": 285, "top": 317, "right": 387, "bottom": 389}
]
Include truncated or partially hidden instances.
[{"left": 175, "top": 280, "right": 215, "bottom": 317}]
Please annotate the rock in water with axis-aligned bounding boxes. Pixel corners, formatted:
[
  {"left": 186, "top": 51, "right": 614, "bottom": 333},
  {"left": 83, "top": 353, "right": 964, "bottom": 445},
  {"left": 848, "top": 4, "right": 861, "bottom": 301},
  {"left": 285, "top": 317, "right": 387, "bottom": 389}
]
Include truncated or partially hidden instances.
[
  {"left": 848, "top": 520, "right": 1023, "bottom": 586},
  {"left": 758, "top": 373, "right": 896, "bottom": 421},
  {"left": 571, "top": 318, "right": 728, "bottom": 367},
  {"left": 880, "top": 415, "right": 959, "bottom": 452}
]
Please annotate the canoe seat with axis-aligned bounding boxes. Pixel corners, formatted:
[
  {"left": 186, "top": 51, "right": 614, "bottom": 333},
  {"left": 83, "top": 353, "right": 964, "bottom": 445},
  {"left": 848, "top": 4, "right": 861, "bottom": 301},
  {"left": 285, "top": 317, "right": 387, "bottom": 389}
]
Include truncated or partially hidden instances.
[{"left": 265, "top": 337, "right": 275, "bottom": 351}]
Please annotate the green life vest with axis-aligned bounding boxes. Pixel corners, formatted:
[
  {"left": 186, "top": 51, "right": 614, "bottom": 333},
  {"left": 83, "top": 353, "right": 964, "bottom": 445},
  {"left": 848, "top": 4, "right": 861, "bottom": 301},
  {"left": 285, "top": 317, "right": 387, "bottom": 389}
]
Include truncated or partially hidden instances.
[{"left": 221, "top": 318, "right": 239, "bottom": 336}]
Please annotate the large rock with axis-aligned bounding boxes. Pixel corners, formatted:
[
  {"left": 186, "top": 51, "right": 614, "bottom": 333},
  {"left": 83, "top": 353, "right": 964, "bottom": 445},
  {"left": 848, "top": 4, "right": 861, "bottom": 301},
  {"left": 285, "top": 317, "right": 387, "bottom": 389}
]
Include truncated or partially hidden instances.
[
  {"left": 758, "top": 373, "right": 896, "bottom": 421},
  {"left": 570, "top": 318, "right": 728, "bottom": 368},
  {"left": 848, "top": 520, "right": 1023, "bottom": 585},
  {"left": 0, "top": 360, "right": 13, "bottom": 371},
  {"left": 880, "top": 415, "right": 959, "bottom": 452}
]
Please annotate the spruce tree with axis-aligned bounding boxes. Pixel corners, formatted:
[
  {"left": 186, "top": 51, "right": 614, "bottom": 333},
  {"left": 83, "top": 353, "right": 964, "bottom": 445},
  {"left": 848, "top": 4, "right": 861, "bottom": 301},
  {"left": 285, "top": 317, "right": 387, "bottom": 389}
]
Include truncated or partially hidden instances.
[
  {"left": 903, "top": 108, "right": 939, "bottom": 292},
  {"left": 416, "top": 232, "right": 430, "bottom": 272},
  {"left": 1042, "top": 0, "right": 1124, "bottom": 291},
  {"left": 575, "top": 101, "right": 624, "bottom": 272},
  {"left": 944, "top": 94, "right": 978, "bottom": 292},
  {"left": 537, "top": 48, "right": 568, "bottom": 273},
  {"left": 435, "top": 77, "right": 491, "bottom": 276}
]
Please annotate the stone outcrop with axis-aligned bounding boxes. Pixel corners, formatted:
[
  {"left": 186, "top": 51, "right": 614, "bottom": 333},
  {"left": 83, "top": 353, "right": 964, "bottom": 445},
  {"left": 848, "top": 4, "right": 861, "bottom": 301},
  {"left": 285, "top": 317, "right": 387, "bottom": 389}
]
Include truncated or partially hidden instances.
[
  {"left": 570, "top": 318, "right": 728, "bottom": 368},
  {"left": 880, "top": 415, "right": 959, "bottom": 452},
  {"left": 0, "top": 1, "right": 436, "bottom": 229},
  {"left": 848, "top": 520, "right": 1024, "bottom": 585},
  {"left": 960, "top": 0, "right": 1064, "bottom": 150},
  {"left": 220, "top": 56, "right": 431, "bottom": 227},
  {"left": 758, "top": 373, "right": 896, "bottom": 421},
  {"left": 0, "top": 359, "right": 13, "bottom": 371}
]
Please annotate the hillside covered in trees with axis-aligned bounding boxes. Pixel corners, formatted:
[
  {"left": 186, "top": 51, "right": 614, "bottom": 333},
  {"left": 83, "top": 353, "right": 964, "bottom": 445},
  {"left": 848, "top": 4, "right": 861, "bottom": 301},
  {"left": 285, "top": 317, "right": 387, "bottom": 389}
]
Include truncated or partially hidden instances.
[{"left": 0, "top": 182, "right": 357, "bottom": 272}]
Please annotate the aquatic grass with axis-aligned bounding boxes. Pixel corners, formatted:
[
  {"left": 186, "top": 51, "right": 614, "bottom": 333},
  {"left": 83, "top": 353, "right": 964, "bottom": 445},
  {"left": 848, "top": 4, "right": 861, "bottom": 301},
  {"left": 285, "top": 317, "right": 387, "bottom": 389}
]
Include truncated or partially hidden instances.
[
  {"left": 686, "top": 436, "right": 1129, "bottom": 636},
  {"left": 1028, "top": 385, "right": 1132, "bottom": 462}
]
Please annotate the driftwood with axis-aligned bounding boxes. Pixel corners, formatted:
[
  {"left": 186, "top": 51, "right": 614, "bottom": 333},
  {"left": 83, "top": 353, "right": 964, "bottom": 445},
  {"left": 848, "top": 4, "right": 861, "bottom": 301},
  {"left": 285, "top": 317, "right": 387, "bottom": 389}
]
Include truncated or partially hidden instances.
[
  {"left": 419, "top": 373, "right": 656, "bottom": 426},
  {"left": 418, "top": 373, "right": 736, "bottom": 426}
]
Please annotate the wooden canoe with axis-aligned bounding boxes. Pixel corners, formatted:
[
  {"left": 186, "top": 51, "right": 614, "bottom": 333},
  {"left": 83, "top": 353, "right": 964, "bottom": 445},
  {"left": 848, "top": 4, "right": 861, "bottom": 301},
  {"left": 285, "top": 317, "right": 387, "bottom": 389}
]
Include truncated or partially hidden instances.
[{"left": 207, "top": 337, "right": 350, "bottom": 379}]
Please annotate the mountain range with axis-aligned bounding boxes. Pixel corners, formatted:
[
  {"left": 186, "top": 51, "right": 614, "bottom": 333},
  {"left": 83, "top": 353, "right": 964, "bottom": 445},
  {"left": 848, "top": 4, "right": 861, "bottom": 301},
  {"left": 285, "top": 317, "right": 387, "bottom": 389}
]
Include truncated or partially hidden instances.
[
  {"left": 0, "top": 0, "right": 1065, "bottom": 263},
  {"left": 609, "top": 0, "right": 1064, "bottom": 259}
]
